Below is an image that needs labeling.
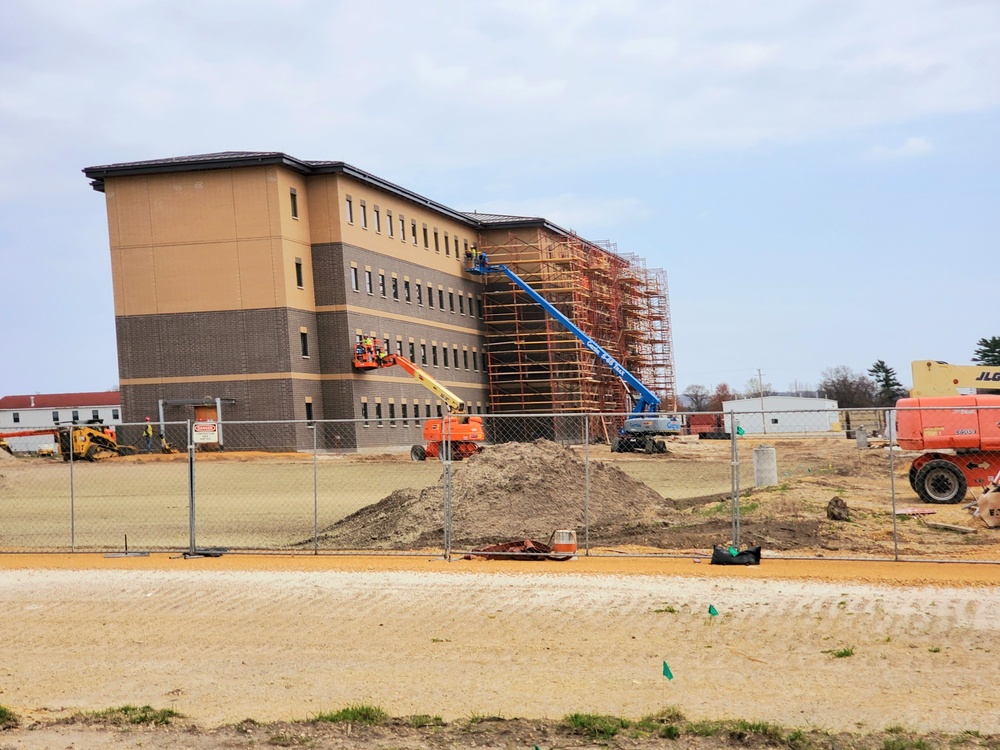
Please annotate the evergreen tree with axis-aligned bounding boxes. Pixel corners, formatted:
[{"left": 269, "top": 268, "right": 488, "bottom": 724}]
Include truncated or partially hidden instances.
[
  {"left": 867, "top": 360, "right": 907, "bottom": 405},
  {"left": 972, "top": 336, "right": 1000, "bottom": 366}
]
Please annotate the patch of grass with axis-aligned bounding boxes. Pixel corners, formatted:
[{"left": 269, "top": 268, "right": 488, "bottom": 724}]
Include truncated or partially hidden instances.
[
  {"left": 636, "top": 707, "right": 686, "bottom": 738},
  {"left": 687, "top": 720, "right": 725, "bottom": 737},
  {"left": 929, "top": 646, "right": 941, "bottom": 653},
  {"left": 700, "top": 502, "right": 728, "bottom": 517},
  {"left": 884, "top": 738, "right": 935, "bottom": 750},
  {"left": 823, "top": 646, "right": 855, "bottom": 658},
  {"left": 729, "top": 719, "right": 786, "bottom": 743},
  {"left": 886, "top": 725, "right": 907, "bottom": 734},
  {"left": 312, "top": 704, "right": 388, "bottom": 726},
  {"left": 0, "top": 704, "right": 19, "bottom": 729},
  {"left": 406, "top": 714, "right": 445, "bottom": 728},
  {"left": 86, "top": 705, "right": 181, "bottom": 726},
  {"left": 653, "top": 605, "right": 677, "bottom": 614},
  {"left": 564, "top": 712, "right": 629, "bottom": 740}
]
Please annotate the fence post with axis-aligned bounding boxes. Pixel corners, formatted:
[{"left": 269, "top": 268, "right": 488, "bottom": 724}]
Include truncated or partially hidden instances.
[
  {"left": 730, "top": 417, "right": 741, "bottom": 548},
  {"left": 890, "top": 432, "right": 899, "bottom": 561},
  {"left": 584, "top": 414, "right": 590, "bottom": 556},
  {"left": 187, "top": 419, "right": 196, "bottom": 556},
  {"left": 443, "top": 414, "right": 452, "bottom": 560},
  {"left": 312, "top": 421, "right": 319, "bottom": 554},
  {"left": 69, "top": 426, "right": 75, "bottom": 552}
]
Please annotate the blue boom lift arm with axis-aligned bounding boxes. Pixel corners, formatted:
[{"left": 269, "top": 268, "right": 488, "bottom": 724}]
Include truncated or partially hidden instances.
[{"left": 466, "top": 253, "right": 679, "bottom": 449}]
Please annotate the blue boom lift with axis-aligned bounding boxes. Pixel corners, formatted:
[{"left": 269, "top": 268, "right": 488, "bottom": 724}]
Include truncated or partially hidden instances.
[{"left": 466, "top": 252, "right": 680, "bottom": 453}]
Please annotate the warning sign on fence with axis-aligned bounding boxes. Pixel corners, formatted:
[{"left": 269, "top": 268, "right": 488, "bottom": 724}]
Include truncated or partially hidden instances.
[{"left": 193, "top": 421, "right": 218, "bottom": 444}]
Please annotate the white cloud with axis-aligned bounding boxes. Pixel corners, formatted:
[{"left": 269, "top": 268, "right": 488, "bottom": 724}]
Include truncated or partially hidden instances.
[{"left": 864, "top": 137, "right": 935, "bottom": 161}]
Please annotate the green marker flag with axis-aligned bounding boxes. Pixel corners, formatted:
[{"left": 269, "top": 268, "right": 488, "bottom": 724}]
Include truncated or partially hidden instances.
[
  {"left": 662, "top": 661, "right": 673, "bottom": 680},
  {"left": 708, "top": 604, "right": 718, "bottom": 617},
  {"left": 736, "top": 426, "right": 745, "bottom": 436}
]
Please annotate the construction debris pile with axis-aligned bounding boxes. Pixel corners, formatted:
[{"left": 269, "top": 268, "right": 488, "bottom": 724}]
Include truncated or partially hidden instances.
[{"left": 313, "top": 440, "right": 671, "bottom": 550}]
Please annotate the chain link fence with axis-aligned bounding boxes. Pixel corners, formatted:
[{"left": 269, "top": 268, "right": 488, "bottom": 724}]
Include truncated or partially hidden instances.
[{"left": 1, "top": 408, "right": 998, "bottom": 560}]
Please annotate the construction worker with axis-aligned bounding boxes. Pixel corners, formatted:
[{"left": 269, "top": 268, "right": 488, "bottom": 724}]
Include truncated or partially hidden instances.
[{"left": 143, "top": 417, "right": 153, "bottom": 451}]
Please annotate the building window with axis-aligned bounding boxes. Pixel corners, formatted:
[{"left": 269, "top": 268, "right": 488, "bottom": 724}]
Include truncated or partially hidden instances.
[
  {"left": 409, "top": 341, "right": 415, "bottom": 360},
  {"left": 295, "top": 258, "right": 304, "bottom": 288},
  {"left": 432, "top": 345, "right": 438, "bottom": 367},
  {"left": 375, "top": 402, "right": 383, "bottom": 427},
  {"left": 458, "top": 295, "right": 464, "bottom": 315},
  {"left": 72, "top": 410, "right": 79, "bottom": 422},
  {"left": 112, "top": 409, "right": 119, "bottom": 420},
  {"left": 449, "top": 291, "right": 455, "bottom": 312},
  {"left": 453, "top": 346, "right": 459, "bottom": 369},
  {"left": 411, "top": 220, "right": 417, "bottom": 245},
  {"left": 92, "top": 409, "right": 99, "bottom": 420},
  {"left": 361, "top": 401, "right": 369, "bottom": 427},
  {"left": 443, "top": 347, "right": 449, "bottom": 368},
  {"left": 438, "top": 289, "right": 444, "bottom": 309},
  {"left": 374, "top": 206, "right": 381, "bottom": 233},
  {"left": 346, "top": 196, "right": 353, "bottom": 224},
  {"left": 455, "top": 236, "right": 460, "bottom": 256},
  {"left": 464, "top": 240, "right": 469, "bottom": 257},
  {"left": 389, "top": 402, "right": 396, "bottom": 426},
  {"left": 392, "top": 277, "right": 399, "bottom": 300},
  {"left": 290, "top": 188, "right": 298, "bottom": 219},
  {"left": 12, "top": 412, "right": 19, "bottom": 423},
  {"left": 463, "top": 350, "right": 469, "bottom": 369},
  {"left": 434, "top": 230, "right": 440, "bottom": 253},
  {"left": 305, "top": 401, "right": 314, "bottom": 426},
  {"left": 420, "top": 343, "right": 427, "bottom": 365},
  {"left": 378, "top": 273, "right": 386, "bottom": 297},
  {"left": 364, "top": 270, "right": 373, "bottom": 295},
  {"left": 404, "top": 280, "right": 411, "bottom": 303},
  {"left": 300, "top": 330, "right": 309, "bottom": 357},
  {"left": 436, "top": 404, "right": 443, "bottom": 418},
  {"left": 401, "top": 215, "right": 407, "bottom": 241},
  {"left": 351, "top": 267, "right": 359, "bottom": 292},
  {"left": 473, "top": 351, "right": 478, "bottom": 371},
  {"left": 401, "top": 403, "right": 408, "bottom": 425},
  {"left": 478, "top": 297, "right": 484, "bottom": 319},
  {"left": 423, "top": 225, "right": 429, "bottom": 249},
  {"left": 427, "top": 285, "right": 434, "bottom": 308},
  {"left": 360, "top": 202, "right": 368, "bottom": 229},
  {"left": 416, "top": 284, "right": 422, "bottom": 305},
  {"left": 426, "top": 403, "right": 432, "bottom": 419},
  {"left": 444, "top": 232, "right": 449, "bottom": 256},
  {"left": 52, "top": 411, "right": 59, "bottom": 422},
  {"left": 386, "top": 210, "right": 393, "bottom": 237}
]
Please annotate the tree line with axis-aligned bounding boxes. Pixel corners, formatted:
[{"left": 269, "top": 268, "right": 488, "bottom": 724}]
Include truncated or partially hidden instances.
[{"left": 681, "top": 336, "right": 1000, "bottom": 411}]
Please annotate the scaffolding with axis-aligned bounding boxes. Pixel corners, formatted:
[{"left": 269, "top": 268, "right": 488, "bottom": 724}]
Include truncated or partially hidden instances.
[{"left": 476, "top": 228, "right": 677, "bottom": 426}]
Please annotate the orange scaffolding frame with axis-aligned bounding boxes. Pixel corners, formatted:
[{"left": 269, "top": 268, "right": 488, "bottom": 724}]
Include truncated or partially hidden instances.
[{"left": 476, "top": 229, "right": 676, "bottom": 418}]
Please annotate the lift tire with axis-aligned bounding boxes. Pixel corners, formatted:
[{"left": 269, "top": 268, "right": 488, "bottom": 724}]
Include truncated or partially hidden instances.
[
  {"left": 84, "top": 445, "right": 98, "bottom": 462},
  {"left": 914, "top": 459, "right": 967, "bottom": 504},
  {"left": 609, "top": 437, "right": 621, "bottom": 453},
  {"left": 908, "top": 465, "right": 917, "bottom": 492},
  {"left": 644, "top": 437, "right": 656, "bottom": 454},
  {"left": 656, "top": 440, "right": 667, "bottom": 453},
  {"left": 410, "top": 445, "right": 426, "bottom": 462}
]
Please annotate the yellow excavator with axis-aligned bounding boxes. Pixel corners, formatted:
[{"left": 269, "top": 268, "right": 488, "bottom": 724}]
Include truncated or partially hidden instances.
[{"left": 0, "top": 421, "right": 173, "bottom": 461}]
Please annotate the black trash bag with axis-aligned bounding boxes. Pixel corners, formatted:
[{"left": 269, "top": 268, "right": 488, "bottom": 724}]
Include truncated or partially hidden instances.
[{"left": 710, "top": 545, "right": 761, "bottom": 565}]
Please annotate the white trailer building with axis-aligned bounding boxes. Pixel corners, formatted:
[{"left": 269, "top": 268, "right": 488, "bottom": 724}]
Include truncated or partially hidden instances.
[{"left": 723, "top": 395, "right": 840, "bottom": 435}]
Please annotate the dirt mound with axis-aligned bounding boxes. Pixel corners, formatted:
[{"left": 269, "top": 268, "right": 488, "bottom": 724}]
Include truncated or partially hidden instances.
[{"left": 313, "top": 440, "right": 671, "bottom": 549}]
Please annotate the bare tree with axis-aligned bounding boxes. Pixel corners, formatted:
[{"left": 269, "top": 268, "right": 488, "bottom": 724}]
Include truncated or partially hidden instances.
[
  {"left": 682, "top": 384, "right": 711, "bottom": 411},
  {"left": 744, "top": 375, "right": 773, "bottom": 397},
  {"left": 818, "top": 366, "right": 877, "bottom": 408}
]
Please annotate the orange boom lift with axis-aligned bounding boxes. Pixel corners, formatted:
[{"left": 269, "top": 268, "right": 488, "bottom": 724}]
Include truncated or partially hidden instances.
[{"left": 352, "top": 343, "right": 484, "bottom": 461}]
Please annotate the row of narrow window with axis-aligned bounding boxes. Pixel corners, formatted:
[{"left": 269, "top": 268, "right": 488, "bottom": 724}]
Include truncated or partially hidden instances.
[
  {"left": 351, "top": 266, "right": 483, "bottom": 319},
  {"left": 360, "top": 399, "right": 486, "bottom": 428},
  {"left": 345, "top": 196, "right": 472, "bottom": 262},
  {"left": 10, "top": 409, "right": 119, "bottom": 424},
  {"left": 355, "top": 334, "right": 480, "bottom": 372}
]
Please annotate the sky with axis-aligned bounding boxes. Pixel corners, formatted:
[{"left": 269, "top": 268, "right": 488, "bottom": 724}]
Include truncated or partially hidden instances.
[{"left": 1, "top": 0, "right": 998, "bottom": 399}]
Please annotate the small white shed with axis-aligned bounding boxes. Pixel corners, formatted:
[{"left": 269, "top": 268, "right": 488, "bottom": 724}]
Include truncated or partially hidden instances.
[{"left": 723, "top": 396, "right": 840, "bottom": 435}]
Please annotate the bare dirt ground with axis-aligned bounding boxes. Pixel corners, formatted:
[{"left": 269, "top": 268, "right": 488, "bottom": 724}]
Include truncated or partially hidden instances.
[{"left": 1, "top": 554, "right": 999, "bottom": 750}]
